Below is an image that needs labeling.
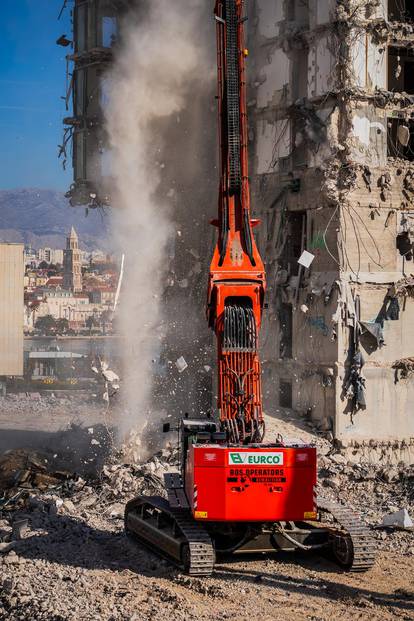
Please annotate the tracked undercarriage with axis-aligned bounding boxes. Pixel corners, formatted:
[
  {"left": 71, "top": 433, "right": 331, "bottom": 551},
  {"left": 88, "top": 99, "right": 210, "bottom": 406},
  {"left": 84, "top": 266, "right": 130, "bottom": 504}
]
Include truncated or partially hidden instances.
[{"left": 125, "top": 476, "right": 376, "bottom": 576}]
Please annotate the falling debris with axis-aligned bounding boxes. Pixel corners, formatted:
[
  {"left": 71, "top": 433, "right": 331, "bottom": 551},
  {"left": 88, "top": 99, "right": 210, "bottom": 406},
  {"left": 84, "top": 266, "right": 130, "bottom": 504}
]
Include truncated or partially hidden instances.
[
  {"left": 102, "top": 369, "right": 119, "bottom": 384},
  {"left": 91, "top": 358, "right": 120, "bottom": 402},
  {"left": 175, "top": 356, "right": 188, "bottom": 373},
  {"left": 297, "top": 250, "right": 315, "bottom": 269},
  {"left": 397, "top": 124, "right": 410, "bottom": 147}
]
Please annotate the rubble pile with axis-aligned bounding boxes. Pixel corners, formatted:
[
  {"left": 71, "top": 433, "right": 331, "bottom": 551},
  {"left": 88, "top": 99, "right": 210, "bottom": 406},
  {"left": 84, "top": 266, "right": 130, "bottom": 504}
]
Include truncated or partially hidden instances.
[
  {"left": 0, "top": 424, "right": 413, "bottom": 620},
  {"left": 0, "top": 438, "right": 412, "bottom": 552},
  {"left": 0, "top": 444, "right": 181, "bottom": 620},
  {"left": 0, "top": 443, "right": 179, "bottom": 518},
  {"left": 0, "top": 449, "right": 77, "bottom": 512},
  {"left": 317, "top": 451, "right": 414, "bottom": 554},
  {"left": 0, "top": 392, "right": 99, "bottom": 411}
]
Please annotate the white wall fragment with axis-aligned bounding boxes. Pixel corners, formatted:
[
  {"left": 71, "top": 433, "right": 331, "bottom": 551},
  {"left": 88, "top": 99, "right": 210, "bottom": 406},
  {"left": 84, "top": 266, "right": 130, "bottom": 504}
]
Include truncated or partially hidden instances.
[
  {"left": 352, "top": 116, "right": 371, "bottom": 147},
  {"left": 351, "top": 32, "right": 367, "bottom": 88},
  {"left": 256, "top": 119, "right": 291, "bottom": 174},
  {"left": 257, "top": 48, "right": 290, "bottom": 109},
  {"left": 367, "top": 36, "right": 386, "bottom": 90},
  {"left": 308, "top": 35, "right": 336, "bottom": 98},
  {"left": 257, "top": 0, "right": 283, "bottom": 39}
]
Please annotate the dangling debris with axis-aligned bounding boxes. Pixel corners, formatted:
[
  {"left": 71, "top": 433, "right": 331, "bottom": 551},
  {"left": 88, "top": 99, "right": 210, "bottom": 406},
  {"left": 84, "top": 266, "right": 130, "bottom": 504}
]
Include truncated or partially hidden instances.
[
  {"left": 345, "top": 352, "right": 366, "bottom": 417},
  {"left": 393, "top": 357, "right": 414, "bottom": 381}
]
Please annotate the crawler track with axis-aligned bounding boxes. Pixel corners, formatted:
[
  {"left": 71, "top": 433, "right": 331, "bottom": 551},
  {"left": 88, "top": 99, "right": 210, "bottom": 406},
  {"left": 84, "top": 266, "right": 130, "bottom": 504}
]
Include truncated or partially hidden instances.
[
  {"left": 125, "top": 496, "right": 215, "bottom": 576},
  {"left": 317, "top": 496, "right": 377, "bottom": 572},
  {"left": 172, "top": 509, "right": 215, "bottom": 576}
]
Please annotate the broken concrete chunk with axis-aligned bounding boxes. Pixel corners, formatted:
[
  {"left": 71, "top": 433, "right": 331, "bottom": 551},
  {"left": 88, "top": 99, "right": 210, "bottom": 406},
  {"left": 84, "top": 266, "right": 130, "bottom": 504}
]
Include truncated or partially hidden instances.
[
  {"left": 329, "top": 453, "right": 347, "bottom": 465},
  {"left": 12, "top": 519, "right": 29, "bottom": 541},
  {"left": 382, "top": 508, "right": 413, "bottom": 530},
  {"left": 62, "top": 500, "right": 76, "bottom": 514},
  {"left": 108, "top": 503, "right": 124, "bottom": 519},
  {"left": 380, "top": 466, "right": 400, "bottom": 484},
  {"left": 48, "top": 497, "right": 64, "bottom": 515},
  {"left": 0, "top": 542, "right": 14, "bottom": 554},
  {"left": 397, "top": 124, "right": 410, "bottom": 147}
]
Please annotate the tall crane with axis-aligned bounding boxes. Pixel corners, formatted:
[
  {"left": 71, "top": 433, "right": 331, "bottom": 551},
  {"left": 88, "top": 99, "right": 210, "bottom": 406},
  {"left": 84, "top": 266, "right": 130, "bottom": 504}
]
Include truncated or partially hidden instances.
[{"left": 124, "top": 0, "right": 376, "bottom": 576}]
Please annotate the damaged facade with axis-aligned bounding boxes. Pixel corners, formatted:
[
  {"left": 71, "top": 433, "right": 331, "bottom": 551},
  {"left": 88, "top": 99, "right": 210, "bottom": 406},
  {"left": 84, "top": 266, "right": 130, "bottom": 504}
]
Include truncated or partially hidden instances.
[
  {"left": 248, "top": 0, "right": 414, "bottom": 455},
  {"left": 59, "top": 0, "right": 134, "bottom": 207}
]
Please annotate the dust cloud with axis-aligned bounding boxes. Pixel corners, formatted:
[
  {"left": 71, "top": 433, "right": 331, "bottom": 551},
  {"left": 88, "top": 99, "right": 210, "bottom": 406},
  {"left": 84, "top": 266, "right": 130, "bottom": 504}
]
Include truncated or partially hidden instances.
[{"left": 104, "top": 0, "right": 215, "bottom": 437}]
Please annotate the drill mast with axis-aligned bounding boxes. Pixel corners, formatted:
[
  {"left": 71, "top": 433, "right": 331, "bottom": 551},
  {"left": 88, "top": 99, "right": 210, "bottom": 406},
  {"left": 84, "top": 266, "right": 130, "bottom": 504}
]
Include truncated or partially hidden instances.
[{"left": 208, "top": 0, "right": 266, "bottom": 444}]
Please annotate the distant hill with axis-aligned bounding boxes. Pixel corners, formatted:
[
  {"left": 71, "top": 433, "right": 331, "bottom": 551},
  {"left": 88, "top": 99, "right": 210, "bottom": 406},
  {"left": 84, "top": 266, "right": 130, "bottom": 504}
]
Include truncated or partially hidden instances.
[{"left": 0, "top": 189, "right": 110, "bottom": 251}]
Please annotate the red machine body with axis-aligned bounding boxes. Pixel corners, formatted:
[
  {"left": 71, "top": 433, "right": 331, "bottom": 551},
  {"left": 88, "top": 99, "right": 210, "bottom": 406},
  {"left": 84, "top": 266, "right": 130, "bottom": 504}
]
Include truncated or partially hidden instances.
[{"left": 185, "top": 445, "right": 317, "bottom": 522}]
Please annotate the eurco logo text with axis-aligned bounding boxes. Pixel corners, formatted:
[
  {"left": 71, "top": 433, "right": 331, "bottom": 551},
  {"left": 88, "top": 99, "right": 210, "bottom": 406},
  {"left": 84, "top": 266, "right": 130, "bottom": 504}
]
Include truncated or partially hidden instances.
[{"left": 228, "top": 452, "right": 284, "bottom": 465}]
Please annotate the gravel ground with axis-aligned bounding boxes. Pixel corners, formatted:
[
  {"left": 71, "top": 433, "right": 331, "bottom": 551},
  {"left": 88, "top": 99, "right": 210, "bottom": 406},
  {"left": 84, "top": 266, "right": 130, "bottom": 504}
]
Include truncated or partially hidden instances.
[{"left": 0, "top": 397, "right": 413, "bottom": 621}]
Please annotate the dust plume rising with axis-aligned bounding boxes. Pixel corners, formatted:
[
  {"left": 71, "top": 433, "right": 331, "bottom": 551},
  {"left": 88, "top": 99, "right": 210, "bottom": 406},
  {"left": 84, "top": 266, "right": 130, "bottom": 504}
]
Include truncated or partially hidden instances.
[{"left": 105, "top": 0, "right": 209, "bottom": 436}]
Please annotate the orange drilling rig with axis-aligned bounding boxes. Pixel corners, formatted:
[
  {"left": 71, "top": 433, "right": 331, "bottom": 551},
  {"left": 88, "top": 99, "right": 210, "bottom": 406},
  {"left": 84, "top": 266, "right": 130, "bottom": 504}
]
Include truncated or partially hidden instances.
[{"left": 124, "top": 0, "right": 376, "bottom": 575}]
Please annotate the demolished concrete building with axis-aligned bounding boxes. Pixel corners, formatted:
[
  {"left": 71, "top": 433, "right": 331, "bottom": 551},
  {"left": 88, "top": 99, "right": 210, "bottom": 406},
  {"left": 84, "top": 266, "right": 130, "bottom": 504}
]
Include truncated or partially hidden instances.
[
  {"left": 248, "top": 0, "right": 414, "bottom": 458},
  {"left": 59, "top": 0, "right": 132, "bottom": 207},
  {"left": 60, "top": 0, "right": 414, "bottom": 459}
]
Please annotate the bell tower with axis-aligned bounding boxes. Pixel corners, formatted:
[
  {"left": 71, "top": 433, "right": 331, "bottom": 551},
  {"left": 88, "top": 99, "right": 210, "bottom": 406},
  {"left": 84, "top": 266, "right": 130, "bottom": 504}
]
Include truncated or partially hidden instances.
[{"left": 63, "top": 227, "right": 82, "bottom": 292}]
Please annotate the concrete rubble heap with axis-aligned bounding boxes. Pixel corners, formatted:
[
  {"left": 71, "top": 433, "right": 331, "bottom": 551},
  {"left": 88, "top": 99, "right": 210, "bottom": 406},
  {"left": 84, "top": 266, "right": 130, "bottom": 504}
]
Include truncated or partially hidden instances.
[{"left": 0, "top": 410, "right": 413, "bottom": 620}]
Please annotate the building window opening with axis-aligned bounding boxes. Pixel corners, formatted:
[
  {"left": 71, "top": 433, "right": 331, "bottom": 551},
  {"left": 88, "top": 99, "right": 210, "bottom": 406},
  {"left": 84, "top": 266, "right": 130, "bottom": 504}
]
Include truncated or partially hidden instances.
[
  {"left": 74, "top": 4, "right": 88, "bottom": 54},
  {"left": 74, "top": 69, "right": 86, "bottom": 118},
  {"left": 287, "top": 0, "right": 309, "bottom": 26},
  {"left": 279, "top": 303, "right": 293, "bottom": 359},
  {"left": 279, "top": 381, "right": 292, "bottom": 408},
  {"left": 387, "top": 117, "right": 414, "bottom": 161},
  {"left": 102, "top": 16, "right": 117, "bottom": 48},
  {"left": 292, "top": 47, "right": 309, "bottom": 101},
  {"left": 388, "top": 0, "right": 414, "bottom": 22},
  {"left": 388, "top": 47, "right": 414, "bottom": 94},
  {"left": 280, "top": 211, "right": 306, "bottom": 276}
]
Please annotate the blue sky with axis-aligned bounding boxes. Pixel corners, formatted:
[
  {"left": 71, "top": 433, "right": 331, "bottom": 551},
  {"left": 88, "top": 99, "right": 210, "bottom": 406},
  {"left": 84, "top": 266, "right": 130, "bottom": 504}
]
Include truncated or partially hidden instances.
[{"left": 0, "top": 0, "right": 71, "bottom": 190}]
